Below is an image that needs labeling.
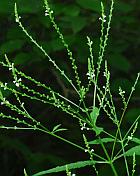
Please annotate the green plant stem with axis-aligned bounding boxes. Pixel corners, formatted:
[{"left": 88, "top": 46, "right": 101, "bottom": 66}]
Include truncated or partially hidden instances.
[
  {"left": 113, "top": 115, "right": 140, "bottom": 161},
  {"left": 111, "top": 73, "right": 140, "bottom": 158},
  {"left": 38, "top": 128, "right": 106, "bottom": 161},
  {"left": 110, "top": 162, "right": 118, "bottom": 176},
  {"left": 98, "top": 136, "right": 118, "bottom": 176}
]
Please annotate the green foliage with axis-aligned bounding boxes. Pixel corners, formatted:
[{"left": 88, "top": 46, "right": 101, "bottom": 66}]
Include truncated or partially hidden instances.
[
  {"left": 76, "top": 0, "right": 101, "bottom": 12},
  {"left": 125, "top": 146, "right": 140, "bottom": 156},
  {"left": 90, "top": 107, "right": 103, "bottom": 135},
  {"left": 89, "top": 138, "right": 115, "bottom": 145},
  {"left": 0, "top": 39, "right": 25, "bottom": 54},
  {"left": 32, "top": 160, "right": 96, "bottom": 176}
]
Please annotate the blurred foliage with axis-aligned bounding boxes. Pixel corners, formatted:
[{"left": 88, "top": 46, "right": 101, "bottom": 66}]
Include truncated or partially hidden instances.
[{"left": 0, "top": 0, "right": 140, "bottom": 175}]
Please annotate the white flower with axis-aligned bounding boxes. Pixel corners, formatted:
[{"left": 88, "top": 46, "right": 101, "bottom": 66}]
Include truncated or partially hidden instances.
[
  {"left": 85, "top": 149, "right": 88, "bottom": 152},
  {"left": 81, "top": 127, "right": 84, "bottom": 130},
  {"left": 91, "top": 149, "right": 94, "bottom": 152},
  {"left": 45, "top": 12, "right": 49, "bottom": 16},
  {"left": 83, "top": 123, "right": 86, "bottom": 127},
  {"left": 15, "top": 16, "right": 21, "bottom": 23},
  {"left": 86, "top": 72, "right": 95, "bottom": 79},
  {"left": 99, "top": 17, "right": 102, "bottom": 21},
  {"left": 99, "top": 16, "right": 106, "bottom": 22},
  {"left": 128, "top": 136, "right": 132, "bottom": 140},
  {"left": 15, "top": 82, "right": 19, "bottom": 87},
  {"left": 9, "top": 67, "right": 12, "bottom": 70},
  {"left": 102, "top": 14, "right": 106, "bottom": 19},
  {"left": 1, "top": 102, "right": 4, "bottom": 105},
  {"left": 21, "top": 102, "right": 24, "bottom": 107},
  {"left": 45, "top": 10, "right": 53, "bottom": 16}
]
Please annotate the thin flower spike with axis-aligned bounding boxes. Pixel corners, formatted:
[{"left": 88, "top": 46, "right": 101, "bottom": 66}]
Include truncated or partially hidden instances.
[{"left": 14, "top": 2, "right": 80, "bottom": 96}]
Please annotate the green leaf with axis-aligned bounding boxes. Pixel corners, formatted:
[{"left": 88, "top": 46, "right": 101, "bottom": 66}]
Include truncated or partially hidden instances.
[
  {"left": 63, "top": 5, "right": 80, "bottom": 17},
  {"left": 125, "top": 145, "right": 140, "bottom": 156},
  {"left": 90, "top": 107, "right": 103, "bottom": 135},
  {"left": 132, "top": 138, "right": 140, "bottom": 145},
  {"left": 76, "top": 0, "right": 101, "bottom": 13},
  {"left": 89, "top": 138, "right": 115, "bottom": 145},
  {"left": 52, "top": 124, "right": 62, "bottom": 132},
  {"left": 0, "top": 40, "right": 25, "bottom": 55},
  {"left": 52, "top": 124, "right": 67, "bottom": 133},
  {"left": 70, "top": 16, "right": 87, "bottom": 33},
  {"left": 0, "top": 0, "right": 42, "bottom": 13},
  {"left": 125, "top": 108, "right": 140, "bottom": 123},
  {"left": 32, "top": 160, "right": 96, "bottom": 176},
  {"left": 14, "top": 53, "right": 31, "bottom": 65},
  {"left": 116, "top": 1, "right": 134, "bottom": 13},
  {"left": 7, "top": 27, "right": 25, "bottom": 40},
  {"left": 108, "top": 53, "right": 131, "bottom": 72},
  {"left": 61, "top": 16, "right": 87, "bottom": 33},
  {"left": 90, "top": 107, "right": 99, "bottom": 125}
]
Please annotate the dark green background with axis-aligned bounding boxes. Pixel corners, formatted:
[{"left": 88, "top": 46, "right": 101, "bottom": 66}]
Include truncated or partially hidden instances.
[{"left": 0, "top": 0, "right": 140, "bottom": 175}]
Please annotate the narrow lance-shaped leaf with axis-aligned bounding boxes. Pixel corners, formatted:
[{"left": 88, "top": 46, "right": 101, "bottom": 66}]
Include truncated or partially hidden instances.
[
  {"left": 88, "top": 137, "right": 115, "bottom": 145},
  {"left": 32, "top": 160, "right": 96, "bottom": 176},
  {"left": 52, "top": 124, "right": 67, "bottom": 133}
]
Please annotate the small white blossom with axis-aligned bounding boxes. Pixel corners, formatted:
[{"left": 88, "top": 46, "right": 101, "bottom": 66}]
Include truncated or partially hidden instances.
[
  {"left": 81, "top": 127, "right": 84, "bottom": 130},
  {"left": 45, "top": 10, "right": 53, "bottom": 16},
  {"left": 102, "top": 14, "right": 106, "bottom": 19},
  {"left": 86, "top": 72, "right": 95, "bottom": 79},
  {"left": 9, "top": 67, "right": 12, "bottom": 70},
  {"left": 15, "top": 16, "right": 21, "bottom": 23},
  {"left": 15, "top": 82, "right": 20, "bottom": 87},
  {"left": 91, "top": 149, "right": 94, "bottom": 152},
  {"left": 83, "top": 123, "right": 86, "bottom": 127},
  {"left": 21, "top": 102, "right": 24, "bottom": 107},
  {"left": 1, "top": 102, "right": 4, "bottom": 105},
  {"left": 72, "top": 174, "right": 76, "bottom": 176},
  {"left": 99, "top": 14, "right": 106, "bottom": 22},
  {"left": 45, "top": 12, "right": 49, "bottom": 16},
  {"left": 85, "top": 149, "right": 88, "bottom": 152},
  {"left": 128, "top": 136, "right": 132, "bottom": 140}
]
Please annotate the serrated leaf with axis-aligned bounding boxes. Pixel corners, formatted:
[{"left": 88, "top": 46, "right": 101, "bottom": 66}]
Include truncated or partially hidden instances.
[
  {"left": 32, "top": 160, "right": 96, "bottom": 176},
  {"left": 89, "top": 138, "right": 115, "bottom": 145},
  {"left": 125, "top": 145, "right": 140, "bottom": 156}
]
